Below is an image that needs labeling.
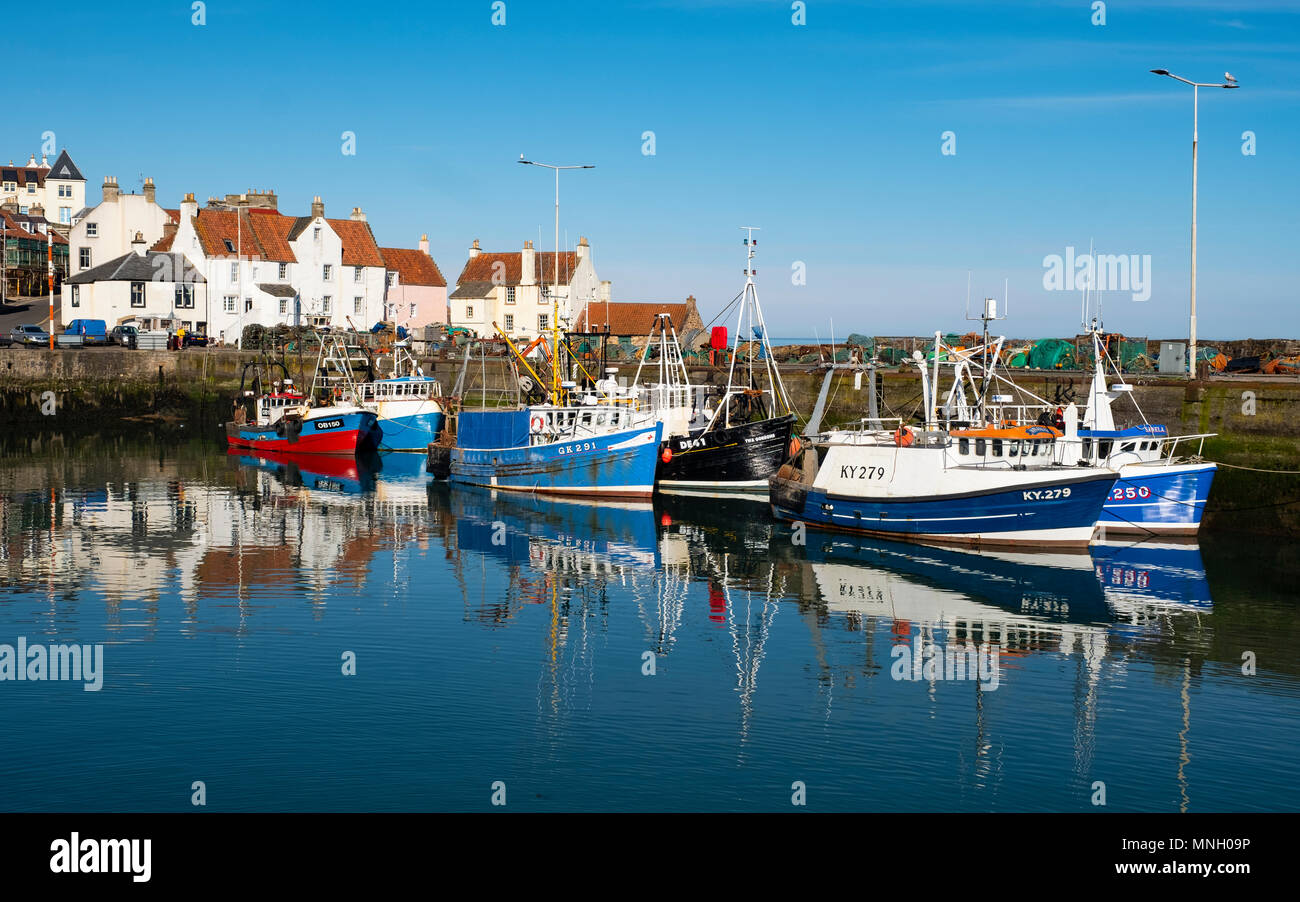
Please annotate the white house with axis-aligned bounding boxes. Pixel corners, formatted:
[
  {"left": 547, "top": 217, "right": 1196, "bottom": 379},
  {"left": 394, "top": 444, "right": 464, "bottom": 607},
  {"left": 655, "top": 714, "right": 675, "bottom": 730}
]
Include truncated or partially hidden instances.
[
  {"left": 61, "top": 233, "right": 207, "bottom": 331},
  {"left": 0, "top": 151, "right": 86, "bottom": 227},
  {"left": 160, "top": 192, "right": 387, "bottom": 344},
  {"left": 448, "top": 236, "right": 601, "bottom": 340},
  {"left": 68, "top": 176, "right": 175, "bottom": 276}
]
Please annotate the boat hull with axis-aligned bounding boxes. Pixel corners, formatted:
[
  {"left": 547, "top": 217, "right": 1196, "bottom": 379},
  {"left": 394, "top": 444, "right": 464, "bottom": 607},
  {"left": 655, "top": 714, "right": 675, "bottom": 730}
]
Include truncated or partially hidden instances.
[
  {"left": 450, "top": 423, "right": 663, "bottom": 499},
  {"left": 771, "top": 463, "right": 1116, "bottom": 549},
  {"left": 1098, "top": 461, "right": 1216, "bottom": 535},
  {"left": 375, "top": 407, "right": 446, "bottom": 452},
  {"left": 656, "top": 414, "right": 795, "bottom": 491},
  {"left": 225, "top": 410, "right": 380, "bottom": 456}
]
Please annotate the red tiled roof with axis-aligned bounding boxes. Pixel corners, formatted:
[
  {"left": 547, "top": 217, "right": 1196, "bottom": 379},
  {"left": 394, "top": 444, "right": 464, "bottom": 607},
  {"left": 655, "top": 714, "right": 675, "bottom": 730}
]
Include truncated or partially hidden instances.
[
  {"left": 164, "top": 208, "right": 180, "bottom": 223},
  {"left": 193, "top": 209, "right": 263, "bottom": 259},
  {"left": 326, "top": 218, "right": 384, "bottom": 268},
  {"left": 456, "top": 250, "right": 580, "bottom": 287},
  {"left": 245, "top": 209, "right": 296, "bottom": 263},
  {"left": 151, "top": 233, "right": 175, "bottom": 252},
  {"left": 0, "top": 211, "right": 66, "bottom": 243},
  {"left": 381, "top": 247, "right": 446, "bottom": 287},
  {"left": 576, "top": 301, "right": 692, "bottom": 335}
]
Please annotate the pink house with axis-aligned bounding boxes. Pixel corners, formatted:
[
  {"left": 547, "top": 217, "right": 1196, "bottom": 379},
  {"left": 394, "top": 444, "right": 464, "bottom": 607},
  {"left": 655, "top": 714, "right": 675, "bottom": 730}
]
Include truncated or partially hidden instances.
[{"left": 381, "top": 235, "right": 448, "bottom": 327}]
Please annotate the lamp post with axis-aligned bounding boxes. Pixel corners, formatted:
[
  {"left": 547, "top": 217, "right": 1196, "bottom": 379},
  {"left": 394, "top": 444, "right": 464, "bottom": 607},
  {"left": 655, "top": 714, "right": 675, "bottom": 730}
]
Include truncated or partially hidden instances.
[
  {"left": 517, "top": 156, "right": 594, "bottom": 399},
  {"left": 1150, "top": 68, "right": 1239, "bottom": 377}
]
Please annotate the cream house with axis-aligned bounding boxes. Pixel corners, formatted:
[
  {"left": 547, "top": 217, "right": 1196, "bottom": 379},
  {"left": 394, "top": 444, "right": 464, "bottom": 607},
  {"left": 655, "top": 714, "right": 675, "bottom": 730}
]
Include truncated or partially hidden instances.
[
  {"left": 68, "top": 176, "right": 175, "bottom": 275},
  {"left": 61, "top": 235, "right": 206, "bottom": 331},
  {"left": 448, "top": 236, "right": 601, "bottom": 339},
  {"left": 0, "top": 151, "right": 86, "bottom": 228}
]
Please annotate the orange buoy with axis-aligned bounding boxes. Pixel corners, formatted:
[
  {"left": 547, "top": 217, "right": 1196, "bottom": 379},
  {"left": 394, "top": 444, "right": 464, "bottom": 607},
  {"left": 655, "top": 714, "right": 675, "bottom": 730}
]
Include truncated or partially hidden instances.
[
  {"left": 789, "top": 436, "right": 802, "bottom": 458},
  {"left": 661, "top": 446, "right": 673, "bottom": 463},
  {"left": 894, "top": 425, "right": 915, "bottom": 447}
]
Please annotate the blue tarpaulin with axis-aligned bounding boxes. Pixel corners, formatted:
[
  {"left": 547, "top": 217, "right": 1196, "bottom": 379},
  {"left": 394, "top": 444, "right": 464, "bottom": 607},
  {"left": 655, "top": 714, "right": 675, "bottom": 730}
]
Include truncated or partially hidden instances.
[{"left": 457, "top": 409, "right": 531, "bottom": 449}]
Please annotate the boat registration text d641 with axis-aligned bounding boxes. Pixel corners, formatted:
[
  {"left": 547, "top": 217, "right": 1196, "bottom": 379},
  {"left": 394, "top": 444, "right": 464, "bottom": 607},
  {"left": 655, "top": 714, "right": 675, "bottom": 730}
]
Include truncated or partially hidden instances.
[{"left": 1023, "top": 487, "right": 1072, "bottom": 501}]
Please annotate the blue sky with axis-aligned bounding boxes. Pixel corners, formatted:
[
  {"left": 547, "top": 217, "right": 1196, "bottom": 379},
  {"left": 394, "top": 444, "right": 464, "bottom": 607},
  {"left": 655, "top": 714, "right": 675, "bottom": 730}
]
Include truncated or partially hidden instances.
[{"left": 24, "top": 0, "right": 1300, "bottom": 338}]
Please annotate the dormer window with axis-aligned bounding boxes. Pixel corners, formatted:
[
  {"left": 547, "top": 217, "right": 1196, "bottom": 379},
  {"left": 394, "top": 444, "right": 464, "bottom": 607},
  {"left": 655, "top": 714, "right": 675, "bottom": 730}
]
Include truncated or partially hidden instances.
[{"left": 223, "top": 239, "right": 235, "bottom": 253}]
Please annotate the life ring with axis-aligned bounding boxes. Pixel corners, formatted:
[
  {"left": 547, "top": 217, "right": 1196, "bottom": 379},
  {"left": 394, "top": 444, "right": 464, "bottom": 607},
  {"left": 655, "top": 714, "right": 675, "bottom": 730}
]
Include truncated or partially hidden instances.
[
  {"left": 530, "top": 414, "right": 545, "bottom": 434},
  {"left": 894, "top": 425, "right": 915, "bottom": 447}
]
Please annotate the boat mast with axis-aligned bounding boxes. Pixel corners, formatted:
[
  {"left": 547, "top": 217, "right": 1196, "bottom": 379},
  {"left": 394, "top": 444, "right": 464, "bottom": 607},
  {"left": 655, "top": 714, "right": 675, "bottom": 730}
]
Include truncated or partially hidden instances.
[{"left": 723, "top": 227, "right": 791, "bottom": 427}]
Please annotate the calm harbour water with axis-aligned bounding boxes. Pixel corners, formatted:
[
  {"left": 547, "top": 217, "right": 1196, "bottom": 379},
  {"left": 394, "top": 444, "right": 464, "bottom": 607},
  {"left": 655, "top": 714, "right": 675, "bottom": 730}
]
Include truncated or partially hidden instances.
[{"left": 0, "top": 435, "right": 1296, "bottom": 812}]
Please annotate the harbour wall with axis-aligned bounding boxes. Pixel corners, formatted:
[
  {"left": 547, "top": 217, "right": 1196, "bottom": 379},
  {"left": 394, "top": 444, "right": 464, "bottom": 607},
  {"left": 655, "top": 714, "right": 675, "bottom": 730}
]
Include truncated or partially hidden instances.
[{"left": 1, "top": 348, "right": 1297, "bottom": 534}]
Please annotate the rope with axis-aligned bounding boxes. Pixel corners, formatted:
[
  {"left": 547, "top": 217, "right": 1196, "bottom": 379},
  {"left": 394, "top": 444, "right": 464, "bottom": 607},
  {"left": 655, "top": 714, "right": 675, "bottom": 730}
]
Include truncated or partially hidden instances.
[{"left": 1211, "top": 461, "right": 1300, "bottom": 475}]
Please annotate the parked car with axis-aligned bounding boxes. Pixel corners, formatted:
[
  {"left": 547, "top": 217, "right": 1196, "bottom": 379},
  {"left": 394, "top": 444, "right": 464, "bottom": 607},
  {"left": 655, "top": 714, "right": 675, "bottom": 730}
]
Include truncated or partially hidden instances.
[
  {"left": 108, "top": 325, "right": 139, "bottom": 348},
  {"left": 65, "top": 318, "right": 108, "bottom": 345},
  {"left": 182, "top": 333, "right": 209, "bottom": 348},
  {"left": 9, "top": 324, "right": 50, "bottom": 347}
]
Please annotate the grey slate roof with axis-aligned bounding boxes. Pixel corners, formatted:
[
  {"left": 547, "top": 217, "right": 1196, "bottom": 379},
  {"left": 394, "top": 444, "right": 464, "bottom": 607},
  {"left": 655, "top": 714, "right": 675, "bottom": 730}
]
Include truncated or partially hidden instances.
[
  {"left": 67, "top": 251, "right": 205, "bottom": 285},
  {"left": 449, "top": 281, "right": 495, "bottom": 299},
  {"left": 257, "top": 283, "right": 297, "bottom": 297},
  {"left": 287, "top": 216, "right": 313, "bottom": 241},
  {"left": 47, "top": 150, "right": 84, "bottom": 181}
]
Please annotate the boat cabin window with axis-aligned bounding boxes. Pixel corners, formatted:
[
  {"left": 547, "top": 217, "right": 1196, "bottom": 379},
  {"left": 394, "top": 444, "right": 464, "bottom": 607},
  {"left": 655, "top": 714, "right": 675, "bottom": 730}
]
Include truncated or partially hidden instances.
[
  {"left": 1121, "top": 442, "right": 1136, "bottom": 453},
  {"left": 959, "top": 438, "right": 970, "bottom": 455},
  {"left": 1081, "top": 438, "right": 1092, "bottom": 459},
  {"left": 992, "top": 439, "right": 1003, "bottom": 457},
  {"left": 1098, "top": 440, "right": 1113, "bottom": 459},
  {"left": 1008, "top": 441, "right": 1020, "bottom": 457},
  {"left": 975, "top": 439, "right": 986, "bottom": 456}
]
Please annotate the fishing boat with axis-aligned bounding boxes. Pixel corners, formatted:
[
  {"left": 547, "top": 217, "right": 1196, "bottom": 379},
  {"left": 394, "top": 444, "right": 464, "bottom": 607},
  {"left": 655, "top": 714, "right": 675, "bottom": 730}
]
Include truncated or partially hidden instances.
[
  {"left": 643, "top": 229, "right": 796, "bottom": 493},
  {"left": 356, "top": 344, "right": 447, "bottom": 451},
  {"left": 770, "top": 334, "right": 1119, "bottom": 549},
  {"left": 445, "top": 301, "right": 662, "bottom": 499},
  {"left": 223, "top": 356, "right": 380, "bottom": 456}
]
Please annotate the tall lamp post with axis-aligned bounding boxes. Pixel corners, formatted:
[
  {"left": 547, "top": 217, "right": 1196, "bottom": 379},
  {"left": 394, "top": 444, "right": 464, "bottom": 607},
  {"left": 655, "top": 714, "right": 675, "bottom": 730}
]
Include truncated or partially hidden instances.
[
  {"left": 517, "top": 156, "right": 594, "bottom": 399},
  {"left": 1150, "top": 68, "right": 1239, "bottom": 377}
]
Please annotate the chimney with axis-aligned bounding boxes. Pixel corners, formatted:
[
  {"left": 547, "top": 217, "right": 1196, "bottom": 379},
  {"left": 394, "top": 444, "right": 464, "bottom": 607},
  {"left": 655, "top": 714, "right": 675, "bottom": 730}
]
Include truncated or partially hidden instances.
[
  {"left": 40, "top": 154, "right": 48, "bottom": 167},
  {"left": 599, "top": 280, "right": 612, "bottom": 303},
  {"left": 350, "top": 206, "right": 366, "bottom": 222},
  {"left": 102, "top": 176, "right": 119, "bottom": 203},
  {"left": 520, "top": 239, "right": 536, "bottom": 286},
  {"left": 418, "top": 234, "right": 429, "bottom": 255},
  {"left": 131, "top": 231, "right": 147, "bottom": 256},
  {"left": 30, "top": 203, "right": 44, "bottom": 219},
  {"left": 143, "top": 177, "right": 156, "bottom": 205},
  {"left": 180, "top": 192, "right": 198, "bottom": 222},
  {"left": 311, "top": 195, "right": 324, "bottom": 219},
  {"left": 162, "top": 220, "right": 178, "bottom": 242},
  {"left": 468, "top": 238, "right": 481, "bottom": 258},
  {"left": 576, "top": 236, "right": 589, "bottom": 260},
  {"left": 27, "top": 154, "right": 37, "bottom": 167}
]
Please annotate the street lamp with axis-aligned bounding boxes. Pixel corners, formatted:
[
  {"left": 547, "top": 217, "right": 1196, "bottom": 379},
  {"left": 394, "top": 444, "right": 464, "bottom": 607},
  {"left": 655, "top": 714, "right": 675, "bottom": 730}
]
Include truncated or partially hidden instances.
[
  {"left": 1150, "top": 68, "right": 1239, "bottom": 376},
  {"left": 518, "top": 156, "right": 594, "bottom": 399}
]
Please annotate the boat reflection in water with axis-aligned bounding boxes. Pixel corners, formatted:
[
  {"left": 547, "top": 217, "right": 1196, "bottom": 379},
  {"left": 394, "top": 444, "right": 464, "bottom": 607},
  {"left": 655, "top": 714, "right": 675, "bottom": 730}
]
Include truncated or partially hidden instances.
[{"left": 228, "top": 447, "right": 380, "bottom": 495}]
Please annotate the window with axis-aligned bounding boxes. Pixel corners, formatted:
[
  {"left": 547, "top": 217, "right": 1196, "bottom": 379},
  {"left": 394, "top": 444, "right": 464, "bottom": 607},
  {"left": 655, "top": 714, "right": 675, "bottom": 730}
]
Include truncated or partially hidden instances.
[
  {"left": 26, "top": 181, "right": 35, "bottom": 194},
  {"left": 175, "top": 284, "right": 194, "bottom": 308},
  {"left": 1081, "top": 438, "right": 1092, "bottom": 459},
  {"left": 18, "top": 206, "right": 27, "bottom": 214},
  {"left": 313, "top": 226, "right": 321, "bottom": 241},
  {"left": 59, "top": 207, "right": 70, "bottom": 224},
  {"left": 79, "top": 247, "right": 91, "bottom": 269},
  {"left": 322, "top": 296, "right": 332, "bottom": 313},
  {"left": 1098, "top": 440, "right": 1113, "bottom": 459},
  {"left": 86, "top": 222, "right": 98, "bottom": 237},
  {"left": 354, "top": 267, "right": 362, "bottom": 282},
  {"left": 71, "top": 285, "right": 80, "bottom": 307},
  {"left": 1008, "top": 441, "right": 1020, "bottom": 458},
  {"left": 538, "top": 313, "right": 549, "bottom": 331},
  {"left": 465, "top": 305, "right": 474, "bottom": 319},
  {"left": 503, "top": 314, "right": 514, "bottom": 331},
  {"left": 279, "top": 298, "right": 288, "bottom": 316},
  {"left": 230, "top": 262, "right": 238, "bottom": 281},
  {"left": 353, "top": 297, "right": 363, "bottom": 314},
  {"left": 387, "top": 271, "right": 396, "bottom": 287},
  {"left": 278, "top": 263, "right": 287, "bottom": 279},
  {"left": 409, "top": 303, "right": 416, "bottom": 318},
  {"left": 58, "top": 184, "right": 71, "bottom": 198},
  {"left": 992, "top": 439, "right": 1003, "bottom": 457},
  {"left": 223, "top": 295, "right": 236, "bottom": 313},
  {"left": 506, "top": 286, "right": 516, "bottom": 305},
  {"left": 975, "top": 438, "right": 986, "bottom": 456},
  {"left": 245, "top": 297, "right": 253, "bottom": 312},
  {"left": 958, "top": 438, "right": 969, "bottom": 455},
  {"left": 323, "top": 265, "right": 332, "bottom": 280},
  {"left": 130, "top": 281, "right": 146, "bottom": 308}
]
